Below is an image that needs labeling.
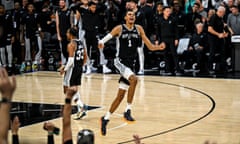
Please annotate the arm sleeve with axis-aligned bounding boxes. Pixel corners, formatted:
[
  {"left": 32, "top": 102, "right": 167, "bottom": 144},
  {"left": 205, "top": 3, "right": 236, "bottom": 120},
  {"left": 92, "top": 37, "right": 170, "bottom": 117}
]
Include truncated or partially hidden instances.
[
  {"left": 64, "top": 57, "right": 74, "bottom": 71},
  {"left": 99, "top": 33, "right": 113, "bottom": 44}
]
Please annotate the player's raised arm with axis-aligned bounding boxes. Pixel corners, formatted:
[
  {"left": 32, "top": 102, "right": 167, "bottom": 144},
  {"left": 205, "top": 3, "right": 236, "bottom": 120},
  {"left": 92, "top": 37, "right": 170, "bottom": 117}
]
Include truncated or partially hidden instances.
[
  {"left": 136, "top": 25, "right": 165, "bottom": 51},
  {"left": 98, "top": 25, "right": 122, "bottom": 49},
  {"left": 0, "top": 68, "right": 16, "bottom": 143}
]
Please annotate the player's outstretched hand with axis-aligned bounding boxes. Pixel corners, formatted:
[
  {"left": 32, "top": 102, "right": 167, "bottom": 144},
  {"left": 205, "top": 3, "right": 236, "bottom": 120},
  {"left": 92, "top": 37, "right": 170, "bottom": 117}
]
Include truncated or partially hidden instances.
[{"left": 43, "top": 121, "right": 55, "bottom": 132}]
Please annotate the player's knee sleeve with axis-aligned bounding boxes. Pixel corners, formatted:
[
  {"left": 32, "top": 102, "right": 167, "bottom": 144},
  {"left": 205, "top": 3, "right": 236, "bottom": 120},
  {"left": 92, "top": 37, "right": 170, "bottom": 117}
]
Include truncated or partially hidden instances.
[{"left": 119, "top": 82, "right": 129, "bottom": 90}]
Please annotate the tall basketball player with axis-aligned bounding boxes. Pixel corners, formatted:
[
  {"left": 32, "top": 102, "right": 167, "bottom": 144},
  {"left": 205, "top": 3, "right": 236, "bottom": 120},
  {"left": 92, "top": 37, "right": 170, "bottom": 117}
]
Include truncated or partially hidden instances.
[
  {"left": 56, "top": 0, "right": 72, "bottom": 71},
  {"left": 98, "top": 9, "right": 165, "bottom": 136},
  {"left": 59, "top": 27, "right": 88, "bottom": 120}
]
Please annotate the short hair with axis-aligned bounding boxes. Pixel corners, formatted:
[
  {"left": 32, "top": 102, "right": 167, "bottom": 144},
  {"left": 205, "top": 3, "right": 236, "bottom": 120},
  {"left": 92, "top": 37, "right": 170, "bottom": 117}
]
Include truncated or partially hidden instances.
[
  {"left": 124, "top": 9, "right": 135, "bottom": 16},
  {"left": 88, "top": 1, "right": 97, "bottom": 6},
  {"left": 27, "top": 3, "right": 35, "bottom": 8},
  {"left": 217, "top": 5, "right": 226, "bottom": 12},
  {"left": 195, "top": 21, "right": 203, "bottom": 27},
  {"left": 156, "top": 1, "right": 163, "bottom": 6},
  {"left": 162, "top": 6, "right": 171, "bottom": 11},
  {"left": 146, "top": 0, "right": 153, "bottom": 4},
  {"left": 231, "top": 5, "right": 239, "bottom": 9},
  {"left": 127, "top": 0, "right": 138, "bottom": 4}
]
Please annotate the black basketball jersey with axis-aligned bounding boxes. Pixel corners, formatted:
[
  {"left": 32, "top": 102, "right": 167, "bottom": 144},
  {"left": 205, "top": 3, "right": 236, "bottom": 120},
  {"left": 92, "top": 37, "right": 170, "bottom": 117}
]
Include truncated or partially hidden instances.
[
  {"left": 73, "top": 39, "right": 85, "bottom": 67},
  {"left": 22, "top": 12, "right": 40, "bottom": 38},
  {"left": 57, "top": 8, "right": 71, "bottom": 37},
  {"left": 116, "top": 24, "right": 141, "bottom": 60},
  {"left": 0, "top": 13, "right": 13, "bottom": 46},
  {"left": 64, "top": 39, "right": 85, "bottom": 87}
]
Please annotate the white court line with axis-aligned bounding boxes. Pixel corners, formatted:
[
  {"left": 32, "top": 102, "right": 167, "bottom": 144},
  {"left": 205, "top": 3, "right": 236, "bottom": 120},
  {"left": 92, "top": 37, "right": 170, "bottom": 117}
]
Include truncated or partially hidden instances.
[
  {"left": 95, "top": 108, "right": 130, "bottom": 133},
  {"left": 108, "top": 123, "right": 128, "bottom": 131}
]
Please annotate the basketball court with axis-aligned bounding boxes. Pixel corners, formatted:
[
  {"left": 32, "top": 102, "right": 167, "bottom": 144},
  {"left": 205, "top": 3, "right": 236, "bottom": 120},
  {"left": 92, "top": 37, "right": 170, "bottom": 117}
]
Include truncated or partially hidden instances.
[{"left": 8, "top": 71, "right": 240, "bottom": 144}]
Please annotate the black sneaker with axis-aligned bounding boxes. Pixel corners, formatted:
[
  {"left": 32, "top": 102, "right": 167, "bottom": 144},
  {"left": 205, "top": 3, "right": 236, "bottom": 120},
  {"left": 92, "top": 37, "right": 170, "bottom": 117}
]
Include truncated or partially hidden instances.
[
  {"left": 75, "top": 112, "right": 87, "bottom": 120},
  {"left": 100, "top": 116, "right": 109, "bottom": 136},
  {"left": 123, "top": 110, "right": 135, "bottom": 122}
]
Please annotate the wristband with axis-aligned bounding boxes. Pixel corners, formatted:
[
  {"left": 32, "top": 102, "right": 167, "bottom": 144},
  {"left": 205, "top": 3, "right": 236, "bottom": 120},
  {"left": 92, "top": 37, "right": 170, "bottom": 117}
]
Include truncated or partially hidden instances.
[
  {"left": 48, "top": 131, "right": 54, "bottom": 135},
  {"left": 1, "top": 98, "right": 11, "bottom": 103},
  {"left": 65, "top": 98, "right": 71, "bottom": 104},
  {"left": 101, "top": 33, "right": 113, "bottom": 44}
]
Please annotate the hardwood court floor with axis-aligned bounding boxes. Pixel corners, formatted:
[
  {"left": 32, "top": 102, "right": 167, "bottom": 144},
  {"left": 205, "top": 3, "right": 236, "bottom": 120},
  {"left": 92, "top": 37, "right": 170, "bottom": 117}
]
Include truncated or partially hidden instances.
[{"left": 9, "top": 71, "right": 240, "bottom": 144}]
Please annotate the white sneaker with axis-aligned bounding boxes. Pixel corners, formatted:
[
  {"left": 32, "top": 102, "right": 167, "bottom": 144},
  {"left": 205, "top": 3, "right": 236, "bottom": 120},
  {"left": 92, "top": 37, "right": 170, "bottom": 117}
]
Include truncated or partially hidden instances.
[
  {"left": 91, "top": 66, "right": 98, "bottom": 71},
  {"left": 20, "top": 62, "right": 26, "bottom": 73},
  {"left": 82, "top": 65, "right": 86, "bottom": 73},
  {"left": 85, "top": 66, "right": 91, "bottom": 75},
  {"left": 137, "top": 69, "right": 144, "bottom": 75},
  {"left": 103, "top": 65, "right": 112, "bottom": 74}
]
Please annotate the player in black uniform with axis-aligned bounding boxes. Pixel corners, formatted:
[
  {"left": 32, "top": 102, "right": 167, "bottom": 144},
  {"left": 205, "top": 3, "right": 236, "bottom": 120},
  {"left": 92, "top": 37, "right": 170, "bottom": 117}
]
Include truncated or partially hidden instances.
[
  {"left": 20, "top": 3, "right": 42, "bottom": 72},
  {"left": 208, "top": 6, "right": 228, "bottom": 74},
  {"left": 56, "top": 0, "right": 72, "bottom": 71},
  {"left": 126, "top": 0, "right": 146, "bottom": 75},
  {"left": 98, "top": 9, "right": 166, "bottom": 136},
  {"left": 59, "top": 28, "right": 94, "bottom": 144},
  {"left": 0, "top": 4, "right": 14, "bottom": 70},
  {"left": 59, "top": 28, "right": 88, "bottom": 120}
]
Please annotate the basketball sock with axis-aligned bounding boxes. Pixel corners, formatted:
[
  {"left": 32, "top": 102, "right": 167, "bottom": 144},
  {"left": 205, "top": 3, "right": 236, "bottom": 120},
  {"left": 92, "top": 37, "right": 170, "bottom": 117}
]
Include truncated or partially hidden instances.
[
  {"left": 125, "top": 103, "right": 132, "bottom": 112},
  {"left": 73, "top": 92, "right": 84, "bottom": 112},
  {"left": 104, "top": 112, "right": 111, "bottom": 120},
  {"left": 76, "top": 98, "right": 84, "bottom": 108},
  {"left": 73, "top": 91, "right": 80, "bottom": 102},
  {"left": 77, "top": 99, "right": 85, "bottom": 112}
]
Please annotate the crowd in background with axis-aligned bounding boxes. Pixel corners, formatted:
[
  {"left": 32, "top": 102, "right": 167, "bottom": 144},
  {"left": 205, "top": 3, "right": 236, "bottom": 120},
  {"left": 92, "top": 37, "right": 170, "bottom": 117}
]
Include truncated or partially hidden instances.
[{"left": 0, "top": 0, "right": 239, "bottom": 76}]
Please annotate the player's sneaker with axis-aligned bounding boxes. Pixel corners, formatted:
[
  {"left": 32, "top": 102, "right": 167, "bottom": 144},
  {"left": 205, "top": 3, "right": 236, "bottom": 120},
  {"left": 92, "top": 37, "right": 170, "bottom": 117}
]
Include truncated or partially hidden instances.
[
  {"left": 75, "top": 111, "right": 87, "bottom": 120},
  {"left": 103, "top": 65, "right": 112, "bottom": 74},
  {"left": 85, "top": 66, "right": 91, "bottom": 74},
  {"left": 25, "top": 61, "right": 32, "bottom": 73},
  {"left": 100, "top": 116, "right": 109, "bottom": 136},
  {"left": 91, "top": 65, "right": 98, "bottom": 71},
  {"left": 123, "top": 110, "right": 135, "bottom": 122},
  {"left": 7, "top": 66, "right": 13, "bottom": 76},
  {"left": 32, "top": 63, "right": 38, "bottom": 72},
  {"left": 20, "top": 62, "right": 26, "bottom": 73},
  {"left": 137, "top": 69, "right": 144, "bottom": 75}
]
